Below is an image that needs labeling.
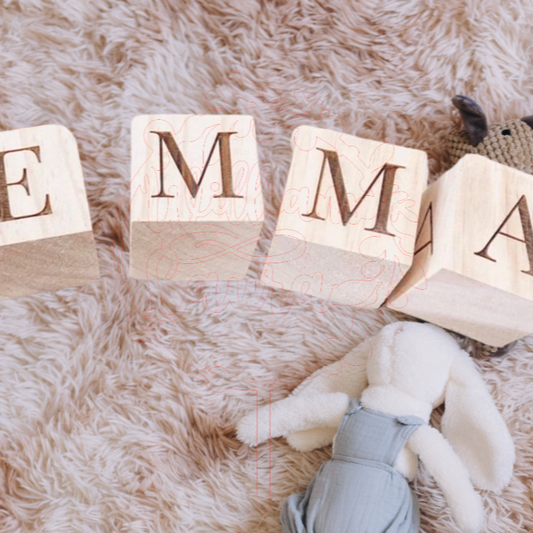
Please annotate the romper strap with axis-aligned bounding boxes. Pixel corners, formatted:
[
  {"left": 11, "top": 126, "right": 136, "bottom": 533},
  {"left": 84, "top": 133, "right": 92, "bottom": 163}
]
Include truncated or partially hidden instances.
[
  {"left": 397, "top": 415, "right": 425, "bottom": 426},
  {"left": 346, "top": 397, "right": 362, "bottom": 414}
]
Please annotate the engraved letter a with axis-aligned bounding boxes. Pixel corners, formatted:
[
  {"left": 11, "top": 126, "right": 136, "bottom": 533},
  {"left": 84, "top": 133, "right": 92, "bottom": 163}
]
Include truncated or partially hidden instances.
[{"left": 474, "top": 195, "right": 533, "bottom": 277}]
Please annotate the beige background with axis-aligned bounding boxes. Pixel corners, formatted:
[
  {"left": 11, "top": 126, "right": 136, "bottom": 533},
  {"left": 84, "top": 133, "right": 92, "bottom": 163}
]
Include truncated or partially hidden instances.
[{"left": 0, "top": 1, "right": 532, "bottom": 532}]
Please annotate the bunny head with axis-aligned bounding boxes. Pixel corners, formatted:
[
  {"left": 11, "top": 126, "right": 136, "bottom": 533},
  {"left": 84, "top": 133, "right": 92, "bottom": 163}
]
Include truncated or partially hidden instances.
[
  {"left": 361, "top": 321, "right": 459, "bottom": 420},
  {"left": 290, "top": 321, "right": 515, "bottom": 491},
  {"left": 446, "top": 94, "right": 533, "bottom": 174}
]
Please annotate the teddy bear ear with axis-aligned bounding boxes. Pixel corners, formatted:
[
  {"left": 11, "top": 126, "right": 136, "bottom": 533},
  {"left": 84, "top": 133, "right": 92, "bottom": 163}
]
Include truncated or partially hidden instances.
[
  {"left": 452, "top": 95, "right": 489, "bottom": 147},
  {"left": 521, "top": 115, "right": 533, "bottom": 129}
]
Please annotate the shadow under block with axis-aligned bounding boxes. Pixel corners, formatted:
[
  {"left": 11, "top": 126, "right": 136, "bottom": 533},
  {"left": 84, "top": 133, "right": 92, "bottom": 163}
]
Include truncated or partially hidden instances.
[
  {"left": 387, "top": 154, "right": 533, "bottom": 347},
  {"left": 130, "top": 115, "right": 264, "bottom": 281},
  {"left": 0, "top": 125, "right": 99, "bottom": 301},
  {"left": 260, "top": 125, "right": 428, "bottom": 307}
]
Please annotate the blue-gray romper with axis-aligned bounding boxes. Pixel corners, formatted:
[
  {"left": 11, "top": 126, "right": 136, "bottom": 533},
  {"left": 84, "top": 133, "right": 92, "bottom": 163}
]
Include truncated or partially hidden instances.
[{"left": 281, "top": 398, "right": 425, "bottom": 533}]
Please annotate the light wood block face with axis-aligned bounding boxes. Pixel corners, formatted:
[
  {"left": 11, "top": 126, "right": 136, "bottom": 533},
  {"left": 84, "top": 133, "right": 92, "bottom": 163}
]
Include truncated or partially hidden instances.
[
  {"left": 130, "top": 115, "right": 264, "bottom": 281},
  {"left": 260, "top": 125, "right": 428, "bottom": 307},
  {"left": 387, "top": 154, "right": 533, "bottom": 346},
  {"left": 0, "top": 125, "right": 99, "bottom": 301}
]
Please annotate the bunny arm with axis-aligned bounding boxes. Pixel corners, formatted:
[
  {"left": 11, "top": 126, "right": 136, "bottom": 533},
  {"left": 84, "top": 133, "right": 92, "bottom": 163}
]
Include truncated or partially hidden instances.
[
  {"left": 286, "top": 427, "right": 338, "bottom": 452},
  {"left": 408, "top": 425, "right": 484, "bottom": 533},
  {"left": 237, "top": 392, "right": 350, "bottom": 447}
]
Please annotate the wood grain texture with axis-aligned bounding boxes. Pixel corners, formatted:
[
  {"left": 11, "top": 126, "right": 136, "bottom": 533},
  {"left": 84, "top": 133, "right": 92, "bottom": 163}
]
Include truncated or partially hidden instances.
[
  {"left": 130, "top": 115, "right": 264, "bottom": 281},
  {"left": 0, "top": 232, "right": 100, "bottom": 300},
  {"left": 0, "top": 125, "right": 99, "bottom": 300},
  {"left": 387, "top": 154, "right": 533, "bottom": 346},
  {"left": 261, "top": 125, "right": 428, "bottom": 307}
]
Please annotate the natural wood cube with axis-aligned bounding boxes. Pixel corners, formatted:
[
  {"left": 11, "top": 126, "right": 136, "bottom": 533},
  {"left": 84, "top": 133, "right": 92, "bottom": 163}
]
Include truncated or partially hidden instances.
[
  {"left": 0, "top": 125, "right": 99, "bottom": 301},
  {"left": 387, "top": 154, "right": 533, "bottom": 347},
  {"left": 130, "top": 115, "right": 264, "bottom": 281},
  {"left": 260, "top": 125, "right": 427, "bottom": 307}
]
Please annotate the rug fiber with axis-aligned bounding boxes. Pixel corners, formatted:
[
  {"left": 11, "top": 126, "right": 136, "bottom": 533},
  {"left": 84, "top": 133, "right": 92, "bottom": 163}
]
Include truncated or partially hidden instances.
[{"left": 0, "top": 1, "right": 532, "bottom": 531}]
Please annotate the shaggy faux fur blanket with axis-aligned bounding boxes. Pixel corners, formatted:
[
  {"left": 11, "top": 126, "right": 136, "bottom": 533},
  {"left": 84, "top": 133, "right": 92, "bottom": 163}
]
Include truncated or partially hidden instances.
[{"left": 0, "top": 1, "right": 532, "bottom": 531}]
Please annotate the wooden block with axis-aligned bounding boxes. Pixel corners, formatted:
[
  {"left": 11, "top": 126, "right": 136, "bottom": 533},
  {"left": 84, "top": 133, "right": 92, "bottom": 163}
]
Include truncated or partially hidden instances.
[
  {"left": 260, "top": 125, "right": 427, "bottom": 307},
  {"left": 0, "top": 125, "right": 99, "bottom": 301},
  {"left": 387, "top": 154, "right": 533, "bottom": 347},
  {"left": 130, "top": 115, "right": 264, "bottom": 281}
]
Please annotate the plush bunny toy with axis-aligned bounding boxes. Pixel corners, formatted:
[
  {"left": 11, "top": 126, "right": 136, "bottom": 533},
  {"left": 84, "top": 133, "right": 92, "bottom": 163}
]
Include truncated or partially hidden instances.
[{"left": 237, "top": 322, "right": 515, "bottom": 533}]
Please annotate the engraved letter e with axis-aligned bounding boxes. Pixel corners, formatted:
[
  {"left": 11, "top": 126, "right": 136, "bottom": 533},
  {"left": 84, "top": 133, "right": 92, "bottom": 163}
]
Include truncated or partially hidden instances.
[{"left": 0, "top": 146, "right": 52, "bottom": 222}]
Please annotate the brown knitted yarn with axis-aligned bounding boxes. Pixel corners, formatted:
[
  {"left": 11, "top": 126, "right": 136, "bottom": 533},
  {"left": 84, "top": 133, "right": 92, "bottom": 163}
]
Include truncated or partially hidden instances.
[{"left": 446, "top": 119, "right": 533, "bottom": 174}]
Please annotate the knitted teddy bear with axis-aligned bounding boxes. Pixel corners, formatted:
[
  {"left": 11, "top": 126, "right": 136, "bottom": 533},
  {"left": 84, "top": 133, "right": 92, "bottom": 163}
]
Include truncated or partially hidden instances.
[
  {"left": 237, "top": 321, "right": 515, "bottom": 533},
  {"left": 447, "top": 95, "right": 533, "bottom": 172},
  {"left": 446, "top": 95, "right": 533, "bottom": 356}
]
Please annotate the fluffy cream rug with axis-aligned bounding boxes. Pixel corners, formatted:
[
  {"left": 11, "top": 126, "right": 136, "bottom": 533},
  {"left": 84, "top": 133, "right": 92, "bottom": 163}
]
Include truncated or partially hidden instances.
[{"left": 0, "top": 0, "right": 532, "bottom": 531}]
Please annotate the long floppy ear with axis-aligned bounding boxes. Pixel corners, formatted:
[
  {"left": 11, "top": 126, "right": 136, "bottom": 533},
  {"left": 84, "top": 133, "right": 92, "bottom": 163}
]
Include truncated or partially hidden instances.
[
  {"left": 452, "top": 95, "right": 489, "bottom": 147},
  {"left": 285, "top": 333, "right": 373, "bottom": 451},
  {"left": 441, "top": 350, "right": 515, "bottom": 492},
  {"left": 290, "top": 337, "right": 372, "bottom": 397}
]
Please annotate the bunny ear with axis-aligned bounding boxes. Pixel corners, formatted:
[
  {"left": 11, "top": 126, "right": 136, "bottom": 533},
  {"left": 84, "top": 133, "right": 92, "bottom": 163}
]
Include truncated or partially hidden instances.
[
  {"left": 284, "top": 332, "right": 375, "bottom": 451},
  {"left": 290, "top": 334, "right": 373, "bottom": 398},
  {"left": 441, "top": 350, "right": 515, "bottom": 492}
]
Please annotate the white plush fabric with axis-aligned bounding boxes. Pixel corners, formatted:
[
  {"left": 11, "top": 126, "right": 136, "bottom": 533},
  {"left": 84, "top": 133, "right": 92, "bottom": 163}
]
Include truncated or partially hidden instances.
[
  {"left": 1, "top": 2, "right": 533, "bottom": 532},
  {"left": 408, "top": 425, "right": 484, "bottom": 533},
  {"left": 238, "top": 322, "right": 516, "bottom": 532},
  {"left": 237, "top": 392, "right": 350, "bottom": 445},
  {"left": 441, "top": 350, "right": 516, "bottom": 492}
]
